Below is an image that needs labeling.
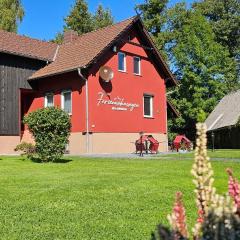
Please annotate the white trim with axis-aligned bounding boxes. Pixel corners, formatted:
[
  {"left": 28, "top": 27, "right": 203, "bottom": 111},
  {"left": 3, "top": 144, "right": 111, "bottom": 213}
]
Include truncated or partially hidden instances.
[
  {"left": 118, "top": 52, "right": 126, "bottom": 72},
  {"left": 208, "top": 114, "right": 224, "bottom": 131},
  {"left": 133, "top": 56, "right": 141, "bottom": 75},
  {"left": 61, "top": 90, "right": 72, "bottom": 115},
  {"left": 143, "top": 95, "right": 153, "bottom": 118},
  {"left": 44, "top": 92, "right": 54, "bottom": 107}
]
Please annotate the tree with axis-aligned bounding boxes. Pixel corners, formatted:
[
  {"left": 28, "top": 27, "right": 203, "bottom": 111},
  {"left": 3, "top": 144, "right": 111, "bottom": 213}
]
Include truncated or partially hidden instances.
[
  {"left": 52, "top": 32, "right": 64, "bottom": 44},
  {"left": 93, "top": 4, "right": 114, "bottom": 30},
  {"left": 0, "top": 0, "right": 24, "bottom": 32},
  {"left": 137, "top": 1, "right": 238, "bottom": 139},
  {"left": 23, "top": 107, "right": 71, "bottom": 162},
  {"left": 64, "top": 0, "right": 94, "bottom": 35},
  {"left": 193, "top": 0, "right": 240, "bottom": 61},
  {"left": 135, "top": 0, "right": 169, "bottom": 59},
  {"left": 168, "top": 6, "right": 237, "bottom": 137},
  {"left": 53, "top": 1, "right": 114, "bottom": 43}
]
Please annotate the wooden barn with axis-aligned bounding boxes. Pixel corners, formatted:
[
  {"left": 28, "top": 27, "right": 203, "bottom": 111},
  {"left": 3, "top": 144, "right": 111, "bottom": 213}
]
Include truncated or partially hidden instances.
[{"left": 205, "top": 89, "right": 240, "bottom": 149}]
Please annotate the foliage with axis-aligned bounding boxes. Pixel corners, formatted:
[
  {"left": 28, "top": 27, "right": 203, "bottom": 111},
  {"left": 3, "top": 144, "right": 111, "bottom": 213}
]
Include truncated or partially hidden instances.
[
  {"left": 53, "top": 0, "right": 114, "bottom": 43},
  {"left": 52, "top": 32, "right": 64, "bottom": 44},
  {"left": 0, "top": 0, "right": 24, "bottom": 32},
  {"left": 193, "top": 0, "right": 240, "bottom": 62},
  {"left": 14, "top": 141, "right": 35, "bottom": 159},
  {"left": 201, "top": 211, "right": 240, "bottom": 240},
  {"left": 168, "top": 7, "right": 237, "bottom": 139},
  {"left": 153, "top": 123, "right": 240, "bottom": 239},
  {"left": 23, "top": 107, "right": 71, "bottom": 162},
  {"left": 93, "top": 4, "right": 113, "bottom": 30},
  {"left": 135, "top": 0, "right": 169, "bottom": 60},
  {"left": 64, "top": 0, "right": 93, "bottom": 35},
  {"left": 136, "top": 1, "right": 239, "bottom": 140}
]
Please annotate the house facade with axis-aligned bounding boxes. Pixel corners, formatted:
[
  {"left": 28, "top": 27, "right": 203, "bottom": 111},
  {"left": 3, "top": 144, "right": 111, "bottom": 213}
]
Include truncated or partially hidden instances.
[{"left": 0, "top": 16, "right": 177, "bottom": 155}]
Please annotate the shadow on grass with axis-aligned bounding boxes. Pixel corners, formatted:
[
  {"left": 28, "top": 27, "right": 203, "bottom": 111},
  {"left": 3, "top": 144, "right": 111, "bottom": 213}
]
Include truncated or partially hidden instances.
[{"left": 30, "top": 157, "right": 72, "bottom": 164}]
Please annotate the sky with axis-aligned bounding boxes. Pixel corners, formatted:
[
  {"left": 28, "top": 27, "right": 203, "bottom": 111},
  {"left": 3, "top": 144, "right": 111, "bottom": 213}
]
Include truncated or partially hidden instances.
[{"left": 18, "top": 0, "right": 194, "bottom": 41}]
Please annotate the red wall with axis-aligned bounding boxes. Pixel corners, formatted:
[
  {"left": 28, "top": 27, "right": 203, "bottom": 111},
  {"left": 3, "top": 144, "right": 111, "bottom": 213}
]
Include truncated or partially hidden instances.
[
  {"left": 27, "top": 72, "right": 86, "bottom": 132},
  {"left": 87, "top": 29, "right": 167, "bottom": 134},
  {"left": 26, "top": 29, "right": 167, "bottom": 134}
]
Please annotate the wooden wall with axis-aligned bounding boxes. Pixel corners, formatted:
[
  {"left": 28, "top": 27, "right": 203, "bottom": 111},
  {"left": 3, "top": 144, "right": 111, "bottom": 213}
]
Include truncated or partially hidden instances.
[
  {"left": 0, "top": 53, "right": 45, "bottom": 135},
  {"left": 207, "top": 127, "right": 240, "bottom": 149}
]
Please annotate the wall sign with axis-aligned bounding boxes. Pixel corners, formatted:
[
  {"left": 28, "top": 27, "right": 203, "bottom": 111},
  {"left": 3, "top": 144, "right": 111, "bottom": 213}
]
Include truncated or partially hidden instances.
[{"left": 97, "top": 92, "right": 139, "bottom": 111}]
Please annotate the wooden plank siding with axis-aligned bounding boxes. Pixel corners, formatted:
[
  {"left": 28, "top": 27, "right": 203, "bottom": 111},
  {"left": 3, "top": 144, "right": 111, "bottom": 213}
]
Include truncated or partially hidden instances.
[{"left": 0, "top": 53, "right": 46, "bottom": 135}]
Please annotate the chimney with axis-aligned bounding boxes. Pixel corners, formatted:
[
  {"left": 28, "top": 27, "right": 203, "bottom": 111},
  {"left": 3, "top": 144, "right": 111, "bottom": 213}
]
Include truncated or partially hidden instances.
[{"left": 63, "top": 30, "right": 78, "bottom": 44}]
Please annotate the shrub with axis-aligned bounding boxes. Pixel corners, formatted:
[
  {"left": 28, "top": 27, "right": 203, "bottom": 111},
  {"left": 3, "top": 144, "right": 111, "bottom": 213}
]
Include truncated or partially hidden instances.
[
  {"left": 152, "top": 123, "right": 240, "bottom": 239},
  {"left": 14, "top": 142, "right": 36, "bottom": 159},
  {"left": 23, "top": 107, "right": 71, "bottom": 162}
]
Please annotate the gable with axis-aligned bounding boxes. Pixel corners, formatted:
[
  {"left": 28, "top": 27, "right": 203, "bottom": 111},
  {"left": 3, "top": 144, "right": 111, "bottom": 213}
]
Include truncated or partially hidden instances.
[{"left": 29, "top": 16, "right": 177, "bottom": 87}]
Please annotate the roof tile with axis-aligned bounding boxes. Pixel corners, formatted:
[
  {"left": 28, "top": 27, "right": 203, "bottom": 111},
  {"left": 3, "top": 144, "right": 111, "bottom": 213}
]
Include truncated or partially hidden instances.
[
  {"left": 29, "top": 17, "right": 136, "bottom": 79},
  {"left": 0, "top": 30, "right": 58, "bottom": 61}
]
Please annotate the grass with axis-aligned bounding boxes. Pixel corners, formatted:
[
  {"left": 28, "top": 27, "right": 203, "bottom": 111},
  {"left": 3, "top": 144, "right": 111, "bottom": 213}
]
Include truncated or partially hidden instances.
[
  {"left": 159, "top": 149, "right": 240, "bottom": 159},
  {"left": 0, "top": 156, "right": 240, "bottom": 239}
]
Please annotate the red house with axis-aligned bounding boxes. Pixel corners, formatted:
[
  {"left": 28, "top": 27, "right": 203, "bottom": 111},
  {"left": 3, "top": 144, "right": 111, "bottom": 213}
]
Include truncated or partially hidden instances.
[{"left": 0, "top": 16, "right": 177, "bottom": 154}]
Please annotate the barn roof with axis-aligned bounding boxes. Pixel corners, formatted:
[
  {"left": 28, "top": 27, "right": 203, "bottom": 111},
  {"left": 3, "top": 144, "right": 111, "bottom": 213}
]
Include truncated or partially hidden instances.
[
  {"left": 28, "top": 16, "right": 177, "bottom": 86},
  {"left": 205, "top": 89, "right": 240, "bottom": 131},
  {"left": 0, "top": 30, "right": 58, "bottom": 61}
]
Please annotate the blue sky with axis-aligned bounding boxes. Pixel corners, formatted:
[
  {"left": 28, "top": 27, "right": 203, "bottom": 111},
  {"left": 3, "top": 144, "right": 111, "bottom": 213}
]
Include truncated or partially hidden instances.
[{"left": 18, "top": 0, "right": 194, "bottom": 41}]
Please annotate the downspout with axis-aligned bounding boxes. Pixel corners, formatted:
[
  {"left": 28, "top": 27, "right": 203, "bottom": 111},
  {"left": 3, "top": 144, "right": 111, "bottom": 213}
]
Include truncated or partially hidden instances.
[{"left": 77, "top": 67, "right": 90, "bottom": 154}]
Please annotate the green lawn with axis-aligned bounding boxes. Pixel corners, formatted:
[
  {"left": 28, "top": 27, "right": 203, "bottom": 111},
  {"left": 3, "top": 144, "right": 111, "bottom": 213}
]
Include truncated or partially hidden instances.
[
  {"left": 159, "top": 149, "right": 240, "bottom": 159},
  {"left": 0, "top": 156, "right": 239, "bottom": 239}
]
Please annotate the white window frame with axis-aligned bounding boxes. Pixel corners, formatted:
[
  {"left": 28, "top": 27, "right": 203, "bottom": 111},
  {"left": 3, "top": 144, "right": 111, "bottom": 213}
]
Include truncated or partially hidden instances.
[
  {"left": 44, "top": 92, "right": 54, "bottom": 108},
  {"left": 118, "top": 52, "right": 126, "bottom": 72},
  {"left": 61, "top": 90, "right": 72, "bottom": 115},
  {"left": 143, "top": 95, "right": 153, "bottom": 118},
  {"left": 133, "top": 56, "right": 141, "bottom": 75}
]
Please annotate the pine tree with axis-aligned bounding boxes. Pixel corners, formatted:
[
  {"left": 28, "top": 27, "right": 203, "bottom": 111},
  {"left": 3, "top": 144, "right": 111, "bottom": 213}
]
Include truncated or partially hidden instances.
[
  {"left": 0, "top": 0, "right": 24, "bottom": 32},
  {"left": 135, "top": 0, "right": 169, "bottom": 59},
  {"left": 64, "top": 0, "right": 94, "bottom": 35},
  {"left": 93, "top": 4, "right": 113, "bottom": 30}
]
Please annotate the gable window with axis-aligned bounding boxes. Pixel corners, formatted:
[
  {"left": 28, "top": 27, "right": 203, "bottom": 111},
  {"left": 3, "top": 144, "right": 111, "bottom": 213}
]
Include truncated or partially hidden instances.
[
  {"left": 44, "top": 93, "right": 54, "bottom": 107},
  {"left": 133, "top": 56, "right": 141, "bottom": 75},
  {"left": 143, "top": 94, "right": 153, "bottom": 118},
  {"left": 61, "top": 90, "right": 72, "bottom": 114},
  {"left": 118, "top": 52, "right": 126, "bottom": 72}
]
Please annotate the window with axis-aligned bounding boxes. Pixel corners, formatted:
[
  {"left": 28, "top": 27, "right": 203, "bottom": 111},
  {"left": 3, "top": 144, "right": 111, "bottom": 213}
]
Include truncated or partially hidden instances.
[
  {"left": 118, "top": 52, "right": 126, "bottom": 72},
  {"left": 133, "top": 56, "right": 141, "bottom": 75},
  {"left": 44, "top": 93, "right": 54, "bottom": 107},
  {"left": 61, "top": 90, "right": 72, "bottom": 114},
  {"left": 143, "top": 95, "right": 153, "bottom": 118}
]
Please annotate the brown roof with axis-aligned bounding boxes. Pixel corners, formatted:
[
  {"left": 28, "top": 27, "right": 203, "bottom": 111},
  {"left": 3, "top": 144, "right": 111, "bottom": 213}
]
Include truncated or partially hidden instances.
[
  {"left": 205, "top": 89, "right": 240, "bottom": 131},
  {"left": 28, "top": 16, "right": 177, "bottom": 87},
  {"left": 29, "top": 17, "right": 136, "bottom": 80},
  {"left": 0, "top": 30, "right": 58, "bottom": 61}
]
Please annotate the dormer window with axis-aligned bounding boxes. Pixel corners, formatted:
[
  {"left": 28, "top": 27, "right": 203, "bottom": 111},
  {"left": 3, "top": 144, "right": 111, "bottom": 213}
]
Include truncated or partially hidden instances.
[
  {"left": 133, "top": 56, "right": 141, "bottom": 75},
  {"left": 118, "top": 52, "right": 126, "bottom": 72}
]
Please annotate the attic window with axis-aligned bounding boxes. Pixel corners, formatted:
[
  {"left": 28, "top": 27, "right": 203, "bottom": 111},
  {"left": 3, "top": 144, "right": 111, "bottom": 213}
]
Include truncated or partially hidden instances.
[
  {"left": 118, "top": 52, "right": 126, "bottom": 72},
  {"left": 133, "top": 56, "right": 141, "bottom": 75}
]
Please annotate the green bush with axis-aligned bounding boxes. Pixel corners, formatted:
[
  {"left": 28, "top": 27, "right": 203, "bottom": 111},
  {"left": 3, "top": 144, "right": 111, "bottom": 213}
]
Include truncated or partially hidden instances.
[
  {"left": 23, "top": 107, "right": 71, "bottom": 162},
  {"left": 14, "top": 142, "right": 36, "bottom": 159}
]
